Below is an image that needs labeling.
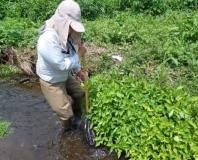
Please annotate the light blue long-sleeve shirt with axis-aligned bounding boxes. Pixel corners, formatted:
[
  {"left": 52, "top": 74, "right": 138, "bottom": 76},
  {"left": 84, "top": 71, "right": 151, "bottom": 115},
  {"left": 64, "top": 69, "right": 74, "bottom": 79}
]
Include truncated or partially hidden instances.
[{"left": 36, "top": 28, "right": 81, "bottom": 83}]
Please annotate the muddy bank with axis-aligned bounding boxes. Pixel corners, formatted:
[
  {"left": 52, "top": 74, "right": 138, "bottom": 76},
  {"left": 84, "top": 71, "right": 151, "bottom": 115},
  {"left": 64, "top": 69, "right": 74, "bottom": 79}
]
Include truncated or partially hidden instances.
[{"left": 0, "top": 81, "right": 117, "bottom": 160}]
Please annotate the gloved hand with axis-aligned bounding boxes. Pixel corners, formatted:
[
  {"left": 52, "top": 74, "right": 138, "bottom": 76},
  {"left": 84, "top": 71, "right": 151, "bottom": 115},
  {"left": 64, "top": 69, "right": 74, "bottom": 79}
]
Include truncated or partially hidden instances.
[
  {"left": 77, "top": 69, "right": 88, "bottom": 82},
  {"left": 78, "top": 43, "right": 87, "bottom": 57}
]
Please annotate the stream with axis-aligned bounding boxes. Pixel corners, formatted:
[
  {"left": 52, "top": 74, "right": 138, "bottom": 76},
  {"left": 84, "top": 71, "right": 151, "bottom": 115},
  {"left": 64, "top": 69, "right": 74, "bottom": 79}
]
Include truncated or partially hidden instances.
[{"left": 0, "top": 81, "right": 117, "bottom": 160}]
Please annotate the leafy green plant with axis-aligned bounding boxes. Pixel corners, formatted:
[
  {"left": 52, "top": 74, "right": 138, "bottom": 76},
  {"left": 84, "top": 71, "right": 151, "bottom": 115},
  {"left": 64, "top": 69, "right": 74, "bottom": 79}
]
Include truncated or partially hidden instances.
[
  {"left": 1, "top": 0, "right": 197, "bottom": 21},
  {"left": 88, "top": 71, "right": 198, "bottom": 159},
  {"left": 0, "top": 18, "right": 40, "bottom": 49},
  {"left": 1, "top": 0, "right": 59, "bottom": 21},
  {"left": 0, "top": 121, "right": 11, "bottom": 137}
]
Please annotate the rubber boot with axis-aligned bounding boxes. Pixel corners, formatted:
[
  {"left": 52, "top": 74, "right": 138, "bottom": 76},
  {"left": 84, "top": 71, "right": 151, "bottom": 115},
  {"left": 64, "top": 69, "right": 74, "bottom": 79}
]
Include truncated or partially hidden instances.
[
  {"left": 60, "top": 119, "right": 72, "bottom": 133},
  {"left": 72, "top": 98, "right": 83, "bottom": 129}
]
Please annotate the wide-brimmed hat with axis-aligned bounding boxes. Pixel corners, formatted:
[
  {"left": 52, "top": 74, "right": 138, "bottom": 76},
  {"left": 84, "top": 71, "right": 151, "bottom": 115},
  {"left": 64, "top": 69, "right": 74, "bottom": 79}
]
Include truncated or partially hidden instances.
[
  {"left": 45, "top": 0, "right": 84, "bottom": 50},
  {"left": 57, "top": 0, "right": 85, "bottom": 33}
]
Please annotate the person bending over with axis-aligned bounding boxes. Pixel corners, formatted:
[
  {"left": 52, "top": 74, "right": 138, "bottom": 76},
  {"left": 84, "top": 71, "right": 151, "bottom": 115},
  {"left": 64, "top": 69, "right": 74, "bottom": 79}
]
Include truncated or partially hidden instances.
[{"left": 36, "top": 0, "right": 87, "bottom": 132}]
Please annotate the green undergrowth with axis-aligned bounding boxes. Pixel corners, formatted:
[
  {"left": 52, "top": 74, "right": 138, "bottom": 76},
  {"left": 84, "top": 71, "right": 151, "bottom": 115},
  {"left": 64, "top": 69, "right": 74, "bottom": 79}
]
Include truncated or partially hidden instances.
[
  {"left": 0, "top": 0, "right": 197, "bottom": 20},
  {"left": 0, "top": 121, "right": 11, "bottom": 138},
  {"left": 84, "top": 11, "right": 198, "bottom": 67},
  {"left": 0, "top": 18, "right": 40, "bottom": 51},
  {"left": 0, "top": 64, "right": 22, "bottom": 80},
  {"left": 77, "top": 0, "right": 197, "bottom": 19},
  {"left": 88, "top": 71, "right": 198, "bottom": 159},
  {"left": 0, "top": 0, "right": 59, "bottom": 21}
]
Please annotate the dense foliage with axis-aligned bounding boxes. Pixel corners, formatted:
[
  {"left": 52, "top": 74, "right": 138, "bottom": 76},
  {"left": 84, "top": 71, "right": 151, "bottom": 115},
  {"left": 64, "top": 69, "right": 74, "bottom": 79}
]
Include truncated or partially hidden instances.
[
  {"left": 0, "top": 0, "right": 197, "bottom": 20},
  {"left": 78, "top": 0, "right": 197, "bottom": 18},
  {"left": 89, "top": 72, "right": 198, "bottom": 159},
  {"left": 0, "top": 0, "right": 59, "bottom": 21},
  {"left": 0, "top": 18, "right": 39, "bottom": 51}
]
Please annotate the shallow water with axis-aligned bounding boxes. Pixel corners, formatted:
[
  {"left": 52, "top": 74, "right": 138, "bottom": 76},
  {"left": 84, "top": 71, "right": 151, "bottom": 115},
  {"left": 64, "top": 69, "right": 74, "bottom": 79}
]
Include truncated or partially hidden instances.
[{"left": 0, "top": 81, "right": 117, "bottom": 160}]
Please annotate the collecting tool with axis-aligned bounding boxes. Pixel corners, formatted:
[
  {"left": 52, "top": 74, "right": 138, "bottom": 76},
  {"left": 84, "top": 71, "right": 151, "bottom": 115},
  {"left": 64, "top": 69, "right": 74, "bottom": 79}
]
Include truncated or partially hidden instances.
[{"left": 81, "top": 54, "right": 96, "bottom": 147}]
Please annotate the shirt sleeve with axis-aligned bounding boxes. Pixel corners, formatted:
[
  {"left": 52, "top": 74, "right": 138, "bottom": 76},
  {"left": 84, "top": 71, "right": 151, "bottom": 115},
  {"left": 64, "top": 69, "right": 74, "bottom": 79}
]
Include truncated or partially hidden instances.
[
  {"left": 38, "top": 31, "right": 80, "bottom": 71},
  {"left": 73, "top": 62, "right": 81, "bottom": 73}
]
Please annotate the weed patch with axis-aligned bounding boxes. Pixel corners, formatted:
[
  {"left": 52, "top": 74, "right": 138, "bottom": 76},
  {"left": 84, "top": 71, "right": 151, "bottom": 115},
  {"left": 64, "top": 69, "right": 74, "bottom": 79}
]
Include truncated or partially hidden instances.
[{"left": 0, "top": 121, "right": 11, "bottom": 138}]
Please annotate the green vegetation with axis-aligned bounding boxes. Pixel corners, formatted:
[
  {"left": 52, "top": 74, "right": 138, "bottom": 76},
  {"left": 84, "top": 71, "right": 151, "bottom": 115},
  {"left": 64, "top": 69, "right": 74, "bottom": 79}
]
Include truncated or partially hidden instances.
[
  {"left": 0, "top": 0, "right": 197, "bottom": 159},
  {"left": 0, "top": 64, "right": 22, "bottom": 78},
  {"left": 0, "top": 121, "right": 11, "bottom": 138},
  {"left": 0, "top": 0, "right": 59, "bottom": 21},
  {"left": 89, "top": 72, "right": 198, "bottom": 159},
  {"left": 0, "top": 18, "right": 39, "bottom": 50},
  {"left": 77, "top": 0, "right": 197, "bottom": 19},
  {"left": 85, "top": 11, "right": 198, "bottom": 67},
  {"left": 0, "top": 0, "right": 197, "bottom": 20}
]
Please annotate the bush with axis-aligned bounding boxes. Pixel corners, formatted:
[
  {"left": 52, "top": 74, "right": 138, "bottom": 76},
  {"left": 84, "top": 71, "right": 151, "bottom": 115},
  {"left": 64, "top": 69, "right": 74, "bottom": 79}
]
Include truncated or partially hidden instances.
[
  {"left": 78, "top": 0, "right": 198, "bottom": 18},
  {"left": 119, "top": 0, "right": 197, "bottom": 15},
  {"left": 0, "top": 0, "right": 59, "bottom": 21},
  {"left": 0, "top": 0, "right": 197, "bottom": 21},
  {"left": 88, "top": 71, "right": 198, "bottom": 159},
  {"left": 0, "top": 18, "right": 40, "bottom": 50}
]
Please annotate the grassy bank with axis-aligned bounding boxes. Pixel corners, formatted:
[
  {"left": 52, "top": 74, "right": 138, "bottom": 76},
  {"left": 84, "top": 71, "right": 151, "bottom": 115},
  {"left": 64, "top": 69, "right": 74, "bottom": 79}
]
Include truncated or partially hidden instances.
[{"left": 0, "top": 121, "right": 10, "bottom": 138}]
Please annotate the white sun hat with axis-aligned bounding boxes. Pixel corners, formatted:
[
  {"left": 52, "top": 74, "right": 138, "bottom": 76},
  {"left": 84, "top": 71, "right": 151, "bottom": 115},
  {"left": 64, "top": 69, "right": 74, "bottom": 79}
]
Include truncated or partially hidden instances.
[
  {"left": 45, "top": 0, "right": 85, "bottom": 50},
  {"left": 57, "top": 0, "right": 85, "bottom": 33}
]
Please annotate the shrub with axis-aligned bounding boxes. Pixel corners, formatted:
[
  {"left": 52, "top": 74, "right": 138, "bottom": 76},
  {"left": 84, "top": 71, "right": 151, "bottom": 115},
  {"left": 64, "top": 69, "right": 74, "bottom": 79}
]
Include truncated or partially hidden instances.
[
  {"left": 78, "top": 0, "right": 198, "bottom": 18},
  {"left": 88, "top": 71, "right": 198, "bottom": 159},
  {"left": 0, "top": 0, "right": 197, "bottom": 21},
  {"left": 1, "top": 0, "right": 59, "bottom": 21},
  {"left": 0, "top": 18, "right": 40, "bottom": 50}
]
